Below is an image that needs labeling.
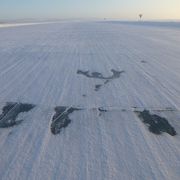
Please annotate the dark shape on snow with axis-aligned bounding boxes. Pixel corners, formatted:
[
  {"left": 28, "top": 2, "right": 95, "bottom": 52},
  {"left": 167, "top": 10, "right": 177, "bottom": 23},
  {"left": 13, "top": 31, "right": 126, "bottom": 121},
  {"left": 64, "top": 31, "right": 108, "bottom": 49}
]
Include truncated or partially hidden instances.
[
  {"left": 0, "top": 102, "right": 35, "bottom": 128},
  {"left": 77, "top": 69, "right": 124, "bottom": 91},
  {"left": 51, "top": 106, "right": 80, "bottom": 135},
  {"left": 104, "top": 80, "right": 110, "bottom": 84},
  {"left": 77, "top": 69, "right": 124, "bottom": 80},
  {"left": 156, "top": 107, "right": 176, "bottom": 112},
  {"left": 141, "top": 60, "right": 147, "bottom": 63},
  {"left": 136, "top": 110, "right": 176, "bottom": 136},
  {"left": 95, "top": 84, "right": 103, "bottom": 91},
  {"left": 98, "top": 107, "right": 108, "bottom": 116},
  {"left": 98, "top": 107, "right": 108, "bottom": 112}
]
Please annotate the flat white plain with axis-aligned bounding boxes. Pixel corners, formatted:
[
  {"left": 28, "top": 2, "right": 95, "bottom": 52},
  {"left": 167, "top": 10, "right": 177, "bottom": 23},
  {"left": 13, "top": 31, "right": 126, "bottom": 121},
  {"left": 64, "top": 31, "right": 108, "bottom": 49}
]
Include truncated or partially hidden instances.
[{"left": 0, "top": 21, "right": 180, "bottom": 180}]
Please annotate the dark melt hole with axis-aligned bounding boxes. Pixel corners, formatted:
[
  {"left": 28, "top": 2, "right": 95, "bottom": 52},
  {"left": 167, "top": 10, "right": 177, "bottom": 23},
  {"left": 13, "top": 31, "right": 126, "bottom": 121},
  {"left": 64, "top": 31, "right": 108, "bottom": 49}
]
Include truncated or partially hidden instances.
[
  {"left": 77, "top": 69, "right": 125, "bottom": 91},
  {"left": 98, "top": 107, "right": 108, "bottom": 116},
  {"left": 98, "top": 108, "right": 108, "bottom": 112},
  {"left": 51, "top": 106, "right": 80, "bottom": 135},
  {"left": 0, "top": 102, "right": 35, "bottom": 128},
  {"left": 136, "top": 110, "right": 176, "bottom": 136},
  {"left": 104, "top": 80, "right": 110, "bottom": 84},
  {"left": 95, "top": 84, "right": 102, "bottom": 91},
  {"left": 77, "top": 69, "right": 124, "bottom": 80}
]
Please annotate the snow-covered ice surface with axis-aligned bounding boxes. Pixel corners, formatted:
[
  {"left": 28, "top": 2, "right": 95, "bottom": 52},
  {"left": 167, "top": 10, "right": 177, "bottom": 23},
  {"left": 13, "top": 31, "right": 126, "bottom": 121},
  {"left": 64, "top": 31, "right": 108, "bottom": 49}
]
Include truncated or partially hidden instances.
[
  {"left": 0, "top": 21, "right": 60, "bottom": 28},
  {"left": 0, "top": 21, "right": 180, "bottom": 180}
]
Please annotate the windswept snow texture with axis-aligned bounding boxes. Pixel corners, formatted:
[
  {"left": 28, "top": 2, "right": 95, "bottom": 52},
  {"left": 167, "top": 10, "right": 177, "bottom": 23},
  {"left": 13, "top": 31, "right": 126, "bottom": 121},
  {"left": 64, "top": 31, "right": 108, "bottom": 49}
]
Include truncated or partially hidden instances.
[
  {"left": 0, "top": 21, "right": 180, "bottom": 180},
  {"left": 136, "top": 110, "right": 177, "bottom": 136},
  {"left": 0, "top": 102, "right": 35, "bottom": 128}
]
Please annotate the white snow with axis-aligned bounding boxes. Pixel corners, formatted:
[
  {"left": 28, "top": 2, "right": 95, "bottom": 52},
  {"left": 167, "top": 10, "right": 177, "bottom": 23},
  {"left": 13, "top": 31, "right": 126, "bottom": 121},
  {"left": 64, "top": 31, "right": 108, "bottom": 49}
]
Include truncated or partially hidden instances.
[
  {"left": 0, "top": 21, "right": 62, "bottom": 28},
  {"left": 0, "top": 21, "right": 180, "bottom": 180}
]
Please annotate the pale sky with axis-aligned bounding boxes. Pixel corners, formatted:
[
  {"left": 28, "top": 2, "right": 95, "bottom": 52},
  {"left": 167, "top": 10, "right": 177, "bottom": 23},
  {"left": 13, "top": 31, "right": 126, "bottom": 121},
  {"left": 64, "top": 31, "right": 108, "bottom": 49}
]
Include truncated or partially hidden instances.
[{"left": 0, "top": 0, "right": 180, "bottom": 20}]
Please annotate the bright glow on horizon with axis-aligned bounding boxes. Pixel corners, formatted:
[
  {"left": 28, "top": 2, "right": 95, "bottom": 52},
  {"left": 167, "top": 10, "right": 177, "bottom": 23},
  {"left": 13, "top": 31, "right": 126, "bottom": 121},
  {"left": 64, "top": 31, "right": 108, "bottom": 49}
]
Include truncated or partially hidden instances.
[{"left": 0, "top": 0, "right": 180, "bottom": 20}]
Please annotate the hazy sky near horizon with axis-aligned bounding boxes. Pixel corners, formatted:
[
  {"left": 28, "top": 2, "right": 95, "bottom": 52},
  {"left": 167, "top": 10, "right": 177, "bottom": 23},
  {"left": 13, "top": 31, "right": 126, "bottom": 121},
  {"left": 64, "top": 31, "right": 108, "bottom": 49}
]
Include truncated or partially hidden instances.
[{"left": 0, "top": 0, "right": 180, "bottom": 20}]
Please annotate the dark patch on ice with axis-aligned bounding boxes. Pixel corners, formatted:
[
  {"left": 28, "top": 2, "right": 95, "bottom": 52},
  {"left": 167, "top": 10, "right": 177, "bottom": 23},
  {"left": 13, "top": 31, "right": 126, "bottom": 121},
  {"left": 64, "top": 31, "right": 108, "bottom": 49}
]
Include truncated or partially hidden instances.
[
  {"left": 136, "top": 110, "right": 176, "bottom": 136},
  {"left": 51, "top": 106, "right": 81, "bottom": 135},
  {"left": 98, "top": 107, "right": 108, "bottom": 116},
  {"left": 156, "top": 107, "right": 176, "bottom": 112},
  {"left": 82, "top": 94, "right": 87, "bottom": 97},
  {"left": 133, "top": 106, "right": 138, "bottom": 109},
  {"left": 133, "top": 106, "right": 176, "bottom": 112},
  {"left": 0, "top": 102, "right": 35, "bottom": 128},
  {"left": 141, "top": 60, "right": 147, "bottom": 63},
  {"left": 77, "top": 69, "right": 124, "bottom": 80},
  {"left": 77, "top": 69, "right": 124, "bottom": 91},
  {"left": 98, "top": 107, "right": 108, "bottom": 112},
  {"left": 8, "top": 131, "right": 13, "bottom": 136},
  {"left": 104, "top": 80, "right": 110, "bottom": 84},
  {"left": 95, "top": 84, "right": 103, "bottom": 91},
  {"left": 121, "top": 109, "right": 127, "bottom": 112},
  {"left": 165, "top": 107, "right": 175, "bottom": 111}
]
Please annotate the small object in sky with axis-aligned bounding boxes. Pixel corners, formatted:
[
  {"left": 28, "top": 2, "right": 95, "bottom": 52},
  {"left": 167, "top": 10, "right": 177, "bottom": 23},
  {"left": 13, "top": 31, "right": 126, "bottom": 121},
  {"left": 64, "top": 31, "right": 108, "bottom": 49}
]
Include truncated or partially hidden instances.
[{"left": 139, "top": 14, "right": 143, "bottom": 20}]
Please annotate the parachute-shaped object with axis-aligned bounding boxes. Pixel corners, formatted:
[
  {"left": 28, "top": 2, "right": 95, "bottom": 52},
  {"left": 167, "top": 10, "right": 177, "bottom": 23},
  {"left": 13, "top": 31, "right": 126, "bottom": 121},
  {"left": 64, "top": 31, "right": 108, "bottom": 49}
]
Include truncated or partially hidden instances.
[{"left": 139, "top": 14, "right": 143, "bottom": 20}]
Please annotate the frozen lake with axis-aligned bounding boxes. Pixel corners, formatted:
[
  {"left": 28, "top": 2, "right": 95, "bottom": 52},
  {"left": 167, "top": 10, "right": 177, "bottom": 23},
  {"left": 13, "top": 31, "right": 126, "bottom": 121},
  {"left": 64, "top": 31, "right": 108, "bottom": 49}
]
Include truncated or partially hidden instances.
[{"left": 0, "top": 21, "right": 180, "bottom": 180}]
